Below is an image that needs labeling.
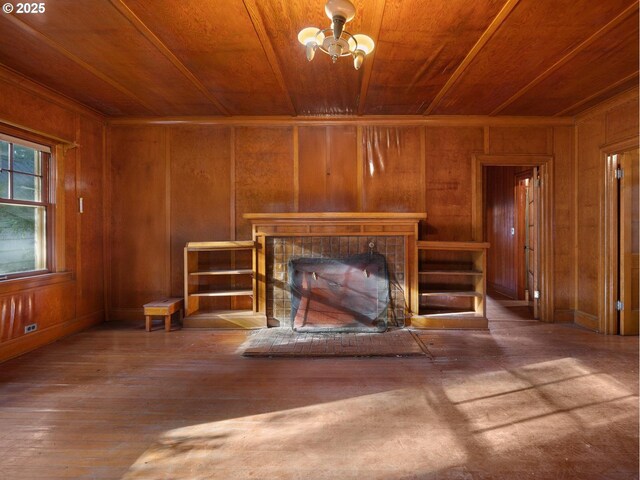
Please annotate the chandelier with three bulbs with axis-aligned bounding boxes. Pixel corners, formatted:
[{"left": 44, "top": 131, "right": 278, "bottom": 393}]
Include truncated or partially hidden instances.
[{"left": 297, "top": 0, "right": 375, "bottom": 70}]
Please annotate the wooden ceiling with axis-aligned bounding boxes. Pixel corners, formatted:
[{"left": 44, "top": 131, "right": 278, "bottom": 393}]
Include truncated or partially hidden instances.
[{"left": 0, "top": 0, "right": 637, "bottom": 117}]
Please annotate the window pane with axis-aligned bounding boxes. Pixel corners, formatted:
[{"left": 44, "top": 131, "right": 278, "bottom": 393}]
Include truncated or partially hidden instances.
[
  {"left": 13, "top": 173, "right": 41, "bottom": 202},
  {"left": 0, "top": 141, "right": 8, "bottom": 170},
  {"left": 0, "top": 169, "right": 7, "bottom": 199},
  {"left": 0, "top": 204, "right": 46, "bottom": 274},
  {"left": 12, "top": 145, "right": 39, "bottom": 174}
]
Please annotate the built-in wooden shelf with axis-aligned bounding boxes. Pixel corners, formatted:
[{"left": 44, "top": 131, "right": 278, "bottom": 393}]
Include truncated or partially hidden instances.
[
  {"left": 411, "top": 241, "right": 489, "bottom": 330},
  {"left": 420, "top": 290, "right": 483, "bottom": 297},
  {"left": 190, "top": 269, "right": 254, "bottom": 276},
  {"left": 190, "top": 289, "right": 253, "bottom": 297},
  {"left": 419, "top": 270, "right": 483, "bottom": 276},
  {"left": 184, "top": 241, "right": 265, "bottom": 329}
]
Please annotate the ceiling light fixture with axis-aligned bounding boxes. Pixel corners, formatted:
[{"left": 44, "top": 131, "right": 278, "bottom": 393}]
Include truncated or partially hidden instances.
[{"left": 297, "top": 0, "right": 375, "bottom": 70}]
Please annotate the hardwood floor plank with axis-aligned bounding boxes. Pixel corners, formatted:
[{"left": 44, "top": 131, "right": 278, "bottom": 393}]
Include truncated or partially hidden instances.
[{"left": 0, "top": 297, "right": 637, "bottom": 479}]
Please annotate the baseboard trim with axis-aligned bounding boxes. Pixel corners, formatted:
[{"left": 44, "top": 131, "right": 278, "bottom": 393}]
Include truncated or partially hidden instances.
[
  {"left": 108, "top": 308, "right": 143, "bottom": 323},
  {"left": 553, "top": 309, "right": 575, "bottom": 323},
  {"left": 574, "top": 310, "right": 600, "bottom": 332},
  {"left": 0, "top": 311, "right": 104, "bottom": 363}
]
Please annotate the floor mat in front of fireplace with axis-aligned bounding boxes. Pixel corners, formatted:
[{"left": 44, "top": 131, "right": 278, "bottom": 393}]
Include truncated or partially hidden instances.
[{"left": 240, "top": 328, "right": 429, "bottom": 357}]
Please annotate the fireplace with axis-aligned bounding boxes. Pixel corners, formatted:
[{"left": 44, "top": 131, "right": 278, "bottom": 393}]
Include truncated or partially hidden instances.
[
  {"left": 244, "top": 212, "right": 426, "bottom": 329},
  {"left": 289, "top": 253, "right": 389, "bottom": 333}
]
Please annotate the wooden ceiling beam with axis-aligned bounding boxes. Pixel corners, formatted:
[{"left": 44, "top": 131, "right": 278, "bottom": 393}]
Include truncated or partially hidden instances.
[
  {"left": 555, "top": 71, "right": 639, "bottom": 117},
  {"left": 109, "top": 0, "right": 231, "bottom": 116},
  {"left": 2, "top": 13, "right": 159, "bottom": 115},
  {"left": 242, "top": 0, "right": 297, "bottom": 115},
  {"left": 356, "top": 0, "right": 387, "bottom": 116},
  {"left": 491, "top": 2, "right": 639, "bottom": 116},
  {"left": 422, "top": 0, "right": 520, "bottom": 115}
]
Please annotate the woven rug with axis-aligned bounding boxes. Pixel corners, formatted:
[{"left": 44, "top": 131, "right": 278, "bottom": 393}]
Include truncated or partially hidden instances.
[{"left": 241, "top": 328, "right": 429, "bottom": 357}]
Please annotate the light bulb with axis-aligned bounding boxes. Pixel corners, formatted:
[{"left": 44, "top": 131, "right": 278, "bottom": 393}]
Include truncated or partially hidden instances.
[
  {"left": 306, "top": 42, "right": 317, "bottom": 62},
  {"left": 353, "top": 50, "right": 364, "bottom": 70}
]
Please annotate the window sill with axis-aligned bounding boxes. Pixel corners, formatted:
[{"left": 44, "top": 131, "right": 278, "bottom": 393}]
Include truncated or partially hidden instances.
[{"left": 0, "top": 271, "right": 73, "bottom": 295}]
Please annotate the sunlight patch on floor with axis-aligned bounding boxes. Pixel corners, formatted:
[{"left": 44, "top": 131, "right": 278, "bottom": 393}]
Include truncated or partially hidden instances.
[
  {"left": 122, "top": 388, "right": 466, "bottom": 479},
  {"left": 442, "top": 357, "right": 637, "bottom": 449}
]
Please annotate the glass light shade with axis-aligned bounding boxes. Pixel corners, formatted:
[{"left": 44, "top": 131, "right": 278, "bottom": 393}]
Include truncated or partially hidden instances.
[
  {"left": 353, "top": 34, "right": 375, "bottom": 55},
  {"left": 298, "top": 27, "right": 321, "bottom": 45},
  {"left": 347, "top": 36, "right": 356, "bottom": 52},
  {"left": 325, "top": 0, "right": 356, "bottom": 22}
]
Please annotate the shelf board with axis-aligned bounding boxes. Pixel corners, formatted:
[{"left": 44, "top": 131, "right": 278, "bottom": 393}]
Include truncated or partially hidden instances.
[
  {"left": 183, "top": 310, "right": 266, "bottom": 329},
  {"left": 420, "top": 290, "right": 482, "bottom": 297},
  {"left": 417, "top": 308, "right": 480, "bottom": 317},
  {"left": 419, "top": 270, "right": 482, "bottom": 276},
  {"left": 190, "top": 269, "right": 253, "bottom": 276},
  {"left": 189, "top": 289, "right": 253, "bottom": 297}
]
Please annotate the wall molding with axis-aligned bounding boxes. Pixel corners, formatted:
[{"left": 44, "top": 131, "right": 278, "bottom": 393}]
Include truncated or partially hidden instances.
[
  {"left": 575, "top": 88, "right": 638, "bottom": 123},
  {"left": 574, "top": 310, "right": 599, "bottom": 332},
  {"left": 0, "top": 311, "right": 103, "bottom": 363},
  {"left": 108, "top": 115, "right": 575, "bottom": 127},
  {"left": 0, "top": 64, "right": 105, "bottom": 123}
]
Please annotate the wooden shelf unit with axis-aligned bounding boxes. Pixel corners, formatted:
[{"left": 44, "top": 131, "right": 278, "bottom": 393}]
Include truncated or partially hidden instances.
[
  {"left": 183, "top": 241, "right": 265, "bottom": 328},
  {"left": 411, "top": 241, "right": 489, "bottom": 329}
]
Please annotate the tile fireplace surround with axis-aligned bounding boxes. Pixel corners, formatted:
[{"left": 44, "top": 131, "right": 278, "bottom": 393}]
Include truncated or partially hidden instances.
[{"left": 244, "top": 213, "right": 426, "bottom": 328}]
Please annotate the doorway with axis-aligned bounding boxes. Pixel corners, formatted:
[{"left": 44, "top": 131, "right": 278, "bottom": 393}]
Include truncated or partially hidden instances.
[
  {"left": 473, "top": 154, "right": 553, "bottom": 321},
  {"left": 484, "top": 166, "right": 539, "bottom": 317}
]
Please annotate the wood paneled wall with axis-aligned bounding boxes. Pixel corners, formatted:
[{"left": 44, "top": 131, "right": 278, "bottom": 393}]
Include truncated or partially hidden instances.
[
  {"left": 0, "top": 69, "right": 105, "bottom": 362},
  {"left": 574, "top": 89, "right": 639, "bottom": 331},
  {"left": 108, "top": 118, "right": 577, "bottom": 323}
]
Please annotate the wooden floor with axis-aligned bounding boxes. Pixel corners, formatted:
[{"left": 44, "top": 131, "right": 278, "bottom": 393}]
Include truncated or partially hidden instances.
[{"left": 0, "top": 298, "right": 638, "bottom": 479}]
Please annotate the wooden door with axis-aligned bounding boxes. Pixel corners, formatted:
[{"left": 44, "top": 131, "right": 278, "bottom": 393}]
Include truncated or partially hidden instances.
[
  {"left": 619, "top": 150, "right": 639, "bottom": 335},
  {"left": 527, "top": 167, "right": 540, "bottom": 319},
  {"left": 515, "top": 171, "right": 533, "bottom": 300}
]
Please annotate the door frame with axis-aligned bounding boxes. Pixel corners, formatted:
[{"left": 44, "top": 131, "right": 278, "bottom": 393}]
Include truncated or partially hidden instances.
[
  {"left": 601, "top": 137, "right": 639, "bottom": 334},
  {"left": 472, "top": 154, "right": 554, "bottom": 322}
]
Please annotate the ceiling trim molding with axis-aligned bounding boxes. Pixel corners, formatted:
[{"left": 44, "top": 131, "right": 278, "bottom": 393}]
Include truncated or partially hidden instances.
[
  {"left": 243, "top": 0, "right": 297, "bottom": 115},
  {"left": 2, "top": 13, "right": 158, "bottom": 115},
  {"left": 108, "top": 114, "right": 574, "bottom": 127},
  {"left": 557, "top": 72, "right": 638, "bottom": 117},
  {"left": 109, "top": 0, "right": 231, "bottom": 116},
  {"left": 0, "top": 64, "right": 104, "bottom": 122},
  {"left": 491, "top": 2, "right": 639, "bottom": 116},
  {"left": 422, "top": 0, "right": 520, "bottom": 115},
  {"left": 356, "top": 0, "right": 387, "bottom": 115},
  {"left": 573, "top": 86, "right": 639, "bottom": 123}
]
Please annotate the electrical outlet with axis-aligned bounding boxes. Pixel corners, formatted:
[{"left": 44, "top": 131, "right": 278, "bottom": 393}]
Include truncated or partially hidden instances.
[{"left": 24, "top": 323, "right": 37, "bottom": 334}]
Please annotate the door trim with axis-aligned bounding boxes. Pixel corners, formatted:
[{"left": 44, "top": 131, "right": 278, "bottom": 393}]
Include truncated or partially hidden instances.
[
  {"left": 600, "top": 138, "right": 639, "bottom": 334},
  {"left": 472, "top": 154, "right": 554, "bottom": 322}
]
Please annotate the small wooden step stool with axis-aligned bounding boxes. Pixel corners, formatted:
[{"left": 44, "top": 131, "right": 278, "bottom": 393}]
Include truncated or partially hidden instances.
[{"left": 143, "top": 298, "right": 184, "bottom": 332}]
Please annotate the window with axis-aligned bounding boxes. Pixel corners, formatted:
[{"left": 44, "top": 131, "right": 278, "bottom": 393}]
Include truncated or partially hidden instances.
[{"left": 0, "top": 135, "right": 52, "bottom": 278}]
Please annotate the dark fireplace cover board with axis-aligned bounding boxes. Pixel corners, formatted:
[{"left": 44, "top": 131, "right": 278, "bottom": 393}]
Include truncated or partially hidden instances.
[{"left": 288, "top": 253, "right": 389, "bottom": 333}]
